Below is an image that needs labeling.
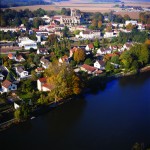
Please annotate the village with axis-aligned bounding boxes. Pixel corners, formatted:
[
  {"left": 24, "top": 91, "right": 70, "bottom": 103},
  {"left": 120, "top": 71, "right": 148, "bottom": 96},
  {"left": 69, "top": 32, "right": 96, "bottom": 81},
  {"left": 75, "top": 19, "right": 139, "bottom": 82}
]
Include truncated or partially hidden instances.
[{"left": 0, "top": 7, "right": 150, "bottom": 127}]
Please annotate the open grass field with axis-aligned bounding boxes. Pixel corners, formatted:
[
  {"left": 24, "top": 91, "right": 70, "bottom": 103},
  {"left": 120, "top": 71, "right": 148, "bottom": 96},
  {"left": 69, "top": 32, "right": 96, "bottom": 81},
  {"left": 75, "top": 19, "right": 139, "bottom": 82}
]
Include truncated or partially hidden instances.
[{"left": 8, "top": 1, "right": 150, "bottom": 19}]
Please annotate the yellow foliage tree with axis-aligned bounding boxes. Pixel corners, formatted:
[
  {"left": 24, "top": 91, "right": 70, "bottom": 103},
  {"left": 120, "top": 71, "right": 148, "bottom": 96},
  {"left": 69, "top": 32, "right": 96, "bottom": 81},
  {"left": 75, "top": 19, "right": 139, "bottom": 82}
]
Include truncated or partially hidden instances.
[
  {"left": 45, "top": 63, "right": 81, "bottom": 102},
  {"left": 73, "top": 48, "right": 85, "bottom": 64}
]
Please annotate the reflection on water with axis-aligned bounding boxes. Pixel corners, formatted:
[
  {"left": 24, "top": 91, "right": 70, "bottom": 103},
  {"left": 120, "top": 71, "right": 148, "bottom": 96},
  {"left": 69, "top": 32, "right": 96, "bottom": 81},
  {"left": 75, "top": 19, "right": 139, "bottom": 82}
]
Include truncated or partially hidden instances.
[{"left": 119, "top": 72, "right": 150, "bottom": 87}]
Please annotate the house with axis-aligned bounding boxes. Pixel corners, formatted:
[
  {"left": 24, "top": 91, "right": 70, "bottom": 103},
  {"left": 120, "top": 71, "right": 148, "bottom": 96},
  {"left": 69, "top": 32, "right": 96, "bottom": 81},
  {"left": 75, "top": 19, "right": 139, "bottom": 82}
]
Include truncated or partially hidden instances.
[
  {"left": 0, "top": 73, "right": 4, "bottom": 81},
  {"left": 85, "top": 43, "right": 94, "bottom": 51},
  {"left": 123, "top": 43, "right": 133, "bottom": 51},
  {"left": 35, "top": 67, "right": 44, "bottom": 73},
  {"left": 1, "top": 80, "right": 17, "bottom": 93},
  {"left": 40, "top": 57, "right": 50, "bottom": 69},
  {"left": 37, "top": 78, "right": 53, "bottom": 91},
  {"left": 104, "top": 31, "right": 117, "bottom": 38},
  {"left": 18, "top": 37, "right": 37, "bottom": 50},
  {"left": 80, "top": 64, "right": 97, "bottom": 74},
  {"left": 36, "top": 31, "right": 49, "bottom": 42},
  {"left": 109, "top": 45, "right": 118, "bottom": 51},
  {"left": 97, "top": 48, "right": 106, "bottom": 55},
  {"left": 14, "top": 101, "right": 21, "bottom": 110},
  {"left": 16, "top": 66, "right": 28, "bottom": 78},
  {"left": 94, "top": 60, "right": 105, "bottom": 70},
  {"left": 37, "top": 48, "right": 49, "bottom": 55},
  {"left": 76, "top": 30, "right": 101, "bottom": 39},
  {"left": 138, "top": 23, "right": 145, "bottom": 31},
  {"left": 8, "top": 53, "right": 15, "bottom": 60},
  {"left": 59, "top": 55, "right": 69, "bottom": 64},
  {"left": 69, "top": 47, "right": 78, "bottom": 57},
  {"left": 41, "top": 15, "right": 52, "bottom": 24},
  {"left": 15, "top": 55, "right": 25, "bottom": 62},
  {"left": 125, "top": 20, "right": 137, "bottom": 26},
  {"left": 0, "top": 27, "right": 18, "bottom": 32},
  {"left": 97, "top": 48, "right": 112, "bottom": 55}
]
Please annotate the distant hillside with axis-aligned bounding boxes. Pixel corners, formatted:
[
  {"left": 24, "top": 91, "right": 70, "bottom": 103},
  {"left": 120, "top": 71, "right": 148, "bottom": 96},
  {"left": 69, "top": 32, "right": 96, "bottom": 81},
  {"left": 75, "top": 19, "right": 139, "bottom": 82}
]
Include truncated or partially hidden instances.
[
  {"left": 0, "top": 0, "right": 51, "bottom": 8},
  {"left": 93, "top": 0, "right": 121, "bottom": 2}
]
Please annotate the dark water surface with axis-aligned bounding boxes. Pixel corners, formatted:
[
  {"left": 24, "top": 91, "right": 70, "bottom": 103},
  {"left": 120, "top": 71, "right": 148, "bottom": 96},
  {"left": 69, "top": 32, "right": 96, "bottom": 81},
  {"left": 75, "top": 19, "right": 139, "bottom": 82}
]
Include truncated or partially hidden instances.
[{"left": 0, "top": 72, "right": 150, "bottom": 150}]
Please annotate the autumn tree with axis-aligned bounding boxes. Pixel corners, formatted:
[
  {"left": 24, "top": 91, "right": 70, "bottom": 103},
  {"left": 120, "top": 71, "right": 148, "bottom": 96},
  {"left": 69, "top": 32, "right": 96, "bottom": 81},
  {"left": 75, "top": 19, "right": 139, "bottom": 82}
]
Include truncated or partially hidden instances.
[
  {"left": 98, "top": 20, "right": 102, "bottom": 28},
  {"left": 45, "top": 63, "right": 81, "bottom": 102},
  {"left": 73, "top": 48, "right": 85, "bottom": 64},
  {"left": 126, "top": 23, "right": 135, "bottom": 30}
]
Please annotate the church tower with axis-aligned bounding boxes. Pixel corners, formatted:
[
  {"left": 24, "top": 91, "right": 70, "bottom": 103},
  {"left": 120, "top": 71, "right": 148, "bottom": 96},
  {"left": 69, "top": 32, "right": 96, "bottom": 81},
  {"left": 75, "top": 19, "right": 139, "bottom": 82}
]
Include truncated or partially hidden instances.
[{"left": 71, "top": 9, "right": 77, "bottom": 17}]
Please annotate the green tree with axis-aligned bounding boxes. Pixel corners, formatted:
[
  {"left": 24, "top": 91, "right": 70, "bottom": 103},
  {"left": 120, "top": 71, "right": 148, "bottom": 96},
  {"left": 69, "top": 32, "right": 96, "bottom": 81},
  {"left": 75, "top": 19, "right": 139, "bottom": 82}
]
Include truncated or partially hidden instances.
[
  {"left": 93, "top": 39, "right": 100, "bottom": 48},
  {"left": 62, "top": 26, "right": 69, "bottom": 37},
  {"left": 105, "top": 61, "right": 115, "bottom": 72},
  {"left": 84, "top": 58, "right": 92, "bottom": 65},
  {"left": 111, "top": 55, "right": 120, "bottom": 64},
  {"left": 14, "top": 104, "right": 30, "bottom": 122}
]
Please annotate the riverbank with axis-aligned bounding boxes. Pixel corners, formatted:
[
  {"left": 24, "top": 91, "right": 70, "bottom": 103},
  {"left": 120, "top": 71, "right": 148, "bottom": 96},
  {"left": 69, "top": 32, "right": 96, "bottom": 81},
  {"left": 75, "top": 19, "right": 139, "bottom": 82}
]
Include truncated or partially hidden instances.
[{"left": 1, "top": 65, "right": 150, "bottom": 132}]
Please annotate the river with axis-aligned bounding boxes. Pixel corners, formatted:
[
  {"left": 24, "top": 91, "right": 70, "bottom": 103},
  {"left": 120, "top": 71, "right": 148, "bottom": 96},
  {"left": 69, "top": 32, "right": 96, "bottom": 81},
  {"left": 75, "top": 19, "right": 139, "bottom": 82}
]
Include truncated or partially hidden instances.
[{"left": 0, "top": 72, "right": 150, "bottom": 150}]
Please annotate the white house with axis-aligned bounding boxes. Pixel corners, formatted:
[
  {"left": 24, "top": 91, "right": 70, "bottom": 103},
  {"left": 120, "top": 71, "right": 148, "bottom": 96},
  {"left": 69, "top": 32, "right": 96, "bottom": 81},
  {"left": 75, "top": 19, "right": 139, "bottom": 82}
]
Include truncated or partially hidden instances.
[
  {"left": 104, "top": 31, "right": 117, "bottom": 38},
  {"left": 18, "top": 37, "right": 37, "bottom": 50},
  {"left": 16, "top": 66, "right": 28, "bottom": 78},
  {"left": 40, "top": 57, "right": 50, "bottom": 69},
  {"left": 15, "top": 55, "right": 25, "bottom": 62},
  {"left": 41, "top": 15, "right": 52, "bottom": 24},
  {"left": 85, "top": 43, "right": 94, "bottom": 51},
  {"left": 94, "top": 60, "right": 105, "bottom": 70},
  {"left": 0, "top": 73, "right": 4, "bottom": 81},
  {"left": 97, "top": 48, "right": 112, "bottom": 55},
  {"left": 137, "top": 23, "right": 145, "bottom": 31},
  {"left": 1, "top": 80, "right": 17, "bottom": 93},
  {"left": 76, "top": 30, "right": 101, "bottom": 39},
  {"left": 36, "top": 31, "right": 49, "bottom": 42},
  {"left": 109, "top": 45, "right": 118, "bottom": 51},
  {"left": 14, "top": 102, "right": 20, "bottom": 110},
  {"left": 37, "top": 48, "right": 49, "bottom": 55},
  {"left": 123, "top": 43, "right": 133, "bottom": 51},
  {"left": 58, "top": 55, "right": 69, "bottom": 64},
  {"left": 0, "top": 27, "right": 18, "bottom": 32},
  {"left": 37, "top": 78, "right": 52, "bottom": 91}
]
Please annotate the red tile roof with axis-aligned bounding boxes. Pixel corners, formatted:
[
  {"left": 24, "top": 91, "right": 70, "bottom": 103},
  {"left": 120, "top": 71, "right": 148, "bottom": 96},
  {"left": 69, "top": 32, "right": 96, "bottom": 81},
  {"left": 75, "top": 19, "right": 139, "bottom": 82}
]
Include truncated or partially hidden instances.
[
  {"left": 81, "top": 64, "right": 96, "bottom": 72},
  {"left": 2, "top": 80, "right": 12, "bottom": 88},
  {"left": 38, "top": 78, "right": 47, "bottom": 83},
  {"left": 8, "top": 53, "right": 13, "bottom": 59},
  {"left": 88, "top": 43, "right": 94, "bottom": 49}
]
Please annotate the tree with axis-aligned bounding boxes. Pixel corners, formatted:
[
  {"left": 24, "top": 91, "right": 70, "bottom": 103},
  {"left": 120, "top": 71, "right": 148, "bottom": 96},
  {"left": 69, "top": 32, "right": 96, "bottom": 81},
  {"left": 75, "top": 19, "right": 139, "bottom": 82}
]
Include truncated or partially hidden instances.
[
  {"left": 105, "top": 61, "right": 115, "bottom": 72},
  {"left": 31, "top": 70, "right": 38, "bottom": 81},
  {"left": 126, "top": 23, "right": 134, "bottom": 30},
  {"left": 62, "top": 26, "right": 69, "bottom": 37},
  {"left": 120, "top": 51, "right": 133, "bottom": 69},
  {"left": 73, "top": 48, "right": 85, "bottom": 64},
  {"left": 45, "top": 63, "right": 81, "bottom": 102},
  {"left": 93, "top": 39, "right": 100, "bottom": 48},
  {"left": 74, "top": 30, "right": 80, "bottom": 35},
  {"left": 84, "top": 58, "right": 92, "bottom": 65},
  {"left": 33, "top": 17, "right": 44, "bottom": 28},
  {"left": 14, "top": 104, "right": 30, "bottom": 122},
  {"left": 98, "top": 20, "right": 102, "bottom": 28},
  {"left": 124, "top": 14, "right": 130, "bottom": 21},
  {"left": 47, "top": 34, "right": 58, "bottom": 46},
  {"left": 111, "top": 55, "right": 120, "bottom": 64}
]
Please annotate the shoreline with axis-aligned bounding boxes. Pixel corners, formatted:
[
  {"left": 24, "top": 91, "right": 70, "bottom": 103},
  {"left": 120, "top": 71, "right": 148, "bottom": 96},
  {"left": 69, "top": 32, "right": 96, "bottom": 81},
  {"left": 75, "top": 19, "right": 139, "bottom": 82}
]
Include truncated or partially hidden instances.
[{"left": 1, "top": 65, "right": 150, "bottom": 132}]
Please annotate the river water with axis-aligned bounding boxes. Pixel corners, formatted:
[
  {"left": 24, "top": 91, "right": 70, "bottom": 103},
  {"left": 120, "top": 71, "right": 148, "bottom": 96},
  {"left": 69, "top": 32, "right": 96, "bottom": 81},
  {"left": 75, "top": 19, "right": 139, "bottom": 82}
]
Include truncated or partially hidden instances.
[{"left": 0, "top": 72, "right": 150, "bottom": 150}]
